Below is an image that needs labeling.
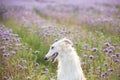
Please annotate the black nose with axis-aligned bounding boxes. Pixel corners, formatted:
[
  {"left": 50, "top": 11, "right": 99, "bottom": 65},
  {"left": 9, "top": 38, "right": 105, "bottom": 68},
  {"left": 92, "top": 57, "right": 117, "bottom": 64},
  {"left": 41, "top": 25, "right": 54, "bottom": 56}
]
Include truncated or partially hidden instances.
[{"left": 44, "top": 57, "right": 48, "bottom": 60}]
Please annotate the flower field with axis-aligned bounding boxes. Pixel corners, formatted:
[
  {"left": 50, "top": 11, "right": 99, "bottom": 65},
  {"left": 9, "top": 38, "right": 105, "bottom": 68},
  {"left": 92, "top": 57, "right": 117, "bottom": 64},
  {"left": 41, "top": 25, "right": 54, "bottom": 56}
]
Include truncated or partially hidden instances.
[{"left": 0, "top": 0, "right": 120, "bottom": 80}]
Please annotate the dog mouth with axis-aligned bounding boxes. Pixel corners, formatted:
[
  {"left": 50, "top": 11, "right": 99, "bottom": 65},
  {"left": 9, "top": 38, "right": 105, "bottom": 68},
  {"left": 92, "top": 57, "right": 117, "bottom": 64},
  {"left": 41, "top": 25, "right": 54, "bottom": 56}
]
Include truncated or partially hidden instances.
[{"left": 49, "top": 52, "right": 58, "bottom": 62}]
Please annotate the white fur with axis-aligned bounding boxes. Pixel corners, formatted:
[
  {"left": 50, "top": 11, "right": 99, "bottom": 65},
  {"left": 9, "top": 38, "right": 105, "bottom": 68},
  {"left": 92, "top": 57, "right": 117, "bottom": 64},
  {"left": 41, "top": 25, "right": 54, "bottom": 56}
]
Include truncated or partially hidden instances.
[{"left": 45, "top": 38, "right": 86, "bottom": 80}]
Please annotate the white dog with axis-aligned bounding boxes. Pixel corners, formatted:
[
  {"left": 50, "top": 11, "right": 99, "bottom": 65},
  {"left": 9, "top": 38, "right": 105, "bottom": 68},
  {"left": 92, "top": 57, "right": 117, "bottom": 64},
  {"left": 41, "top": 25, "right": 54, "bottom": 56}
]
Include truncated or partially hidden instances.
[{"left": 44, "top": 38, "right": 86, "bottom": 80}]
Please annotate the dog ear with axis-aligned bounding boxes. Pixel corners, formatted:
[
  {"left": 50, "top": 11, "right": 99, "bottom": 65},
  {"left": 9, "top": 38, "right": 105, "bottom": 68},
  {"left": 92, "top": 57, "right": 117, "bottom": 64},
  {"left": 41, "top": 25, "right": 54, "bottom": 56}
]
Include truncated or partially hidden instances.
[{"left": 63, "top": 38, "right": 73, "bottom": 45}]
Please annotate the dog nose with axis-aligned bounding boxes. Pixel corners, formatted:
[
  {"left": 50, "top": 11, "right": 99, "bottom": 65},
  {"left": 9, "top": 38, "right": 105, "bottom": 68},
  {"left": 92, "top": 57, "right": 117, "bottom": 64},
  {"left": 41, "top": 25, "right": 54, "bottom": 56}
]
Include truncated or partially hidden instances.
[{"left": 44, "top": 57, "right": 48, "bottom": 60}]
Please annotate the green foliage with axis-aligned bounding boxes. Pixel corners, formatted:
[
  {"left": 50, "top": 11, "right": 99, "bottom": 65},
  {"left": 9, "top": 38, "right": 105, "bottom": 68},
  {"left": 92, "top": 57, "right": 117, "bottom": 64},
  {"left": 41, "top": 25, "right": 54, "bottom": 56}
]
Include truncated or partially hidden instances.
[{"left": 1, "top": 10, "right": 120, "bottom": 80}]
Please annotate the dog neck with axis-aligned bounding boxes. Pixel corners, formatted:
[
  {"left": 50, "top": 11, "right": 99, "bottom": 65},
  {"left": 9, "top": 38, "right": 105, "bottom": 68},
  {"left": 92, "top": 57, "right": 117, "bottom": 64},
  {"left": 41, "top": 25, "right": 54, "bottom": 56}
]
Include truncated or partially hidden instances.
[{"left": 57, "top": 50, "right": 86, "bottom": 80}]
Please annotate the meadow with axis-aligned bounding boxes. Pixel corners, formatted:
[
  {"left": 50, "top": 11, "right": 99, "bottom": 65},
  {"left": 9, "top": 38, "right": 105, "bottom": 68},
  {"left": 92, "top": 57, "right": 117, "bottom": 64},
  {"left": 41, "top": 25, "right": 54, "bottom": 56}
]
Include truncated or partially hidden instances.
[{"left": 0, "top": 0, "right": 120, "bottom": 80}]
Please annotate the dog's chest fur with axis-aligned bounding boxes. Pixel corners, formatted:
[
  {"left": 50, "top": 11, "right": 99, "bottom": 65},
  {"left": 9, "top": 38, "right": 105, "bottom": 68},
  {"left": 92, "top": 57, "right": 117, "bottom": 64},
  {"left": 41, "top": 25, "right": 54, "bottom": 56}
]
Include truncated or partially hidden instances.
[{"left": 57, "top": 52, "right": 85, "bottom": 80}]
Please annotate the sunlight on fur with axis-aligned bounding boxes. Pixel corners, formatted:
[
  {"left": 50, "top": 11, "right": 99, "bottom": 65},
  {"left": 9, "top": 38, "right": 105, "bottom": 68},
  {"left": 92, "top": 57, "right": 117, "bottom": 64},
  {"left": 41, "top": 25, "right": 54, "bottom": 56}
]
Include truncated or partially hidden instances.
[{"left": 44, "top": 38, "right": 86, "bottom": 80}]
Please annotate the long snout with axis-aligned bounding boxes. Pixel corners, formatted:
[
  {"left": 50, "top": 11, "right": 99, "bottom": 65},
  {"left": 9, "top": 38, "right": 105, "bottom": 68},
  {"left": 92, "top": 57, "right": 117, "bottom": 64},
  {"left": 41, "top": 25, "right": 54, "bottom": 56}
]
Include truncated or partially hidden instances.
[
  {"left": 44, "top": 57, "right": 48, "bottom": 60},
  {"left": 44, "top": 51, "right": 51, "bottom": 60},
  {"left": 44, "top": 53, "right": 49, "bottom": 60}
]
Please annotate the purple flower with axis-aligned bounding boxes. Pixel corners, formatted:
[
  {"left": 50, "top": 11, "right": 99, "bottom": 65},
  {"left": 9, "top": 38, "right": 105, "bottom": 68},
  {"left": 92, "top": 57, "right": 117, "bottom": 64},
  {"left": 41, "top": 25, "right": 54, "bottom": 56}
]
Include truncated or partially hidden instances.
[
  {"left": 109, "top": 46, "right": 115, "bottom": 50},
  {"left": 113, "top": 59, "right": 119, "bottom": 63},
  {"left": 41, "top": 68, "right": 49, "bottom": 74},
  {"left": 82, "top": 54, "right": 87, "bottom": 58},
  {"left": 108, "top": 68, "right": 113, "bottom": 72},
  {"left": 5, "top": 37, "right": 9, "bottom": 41},
  {"left": 116, "top": 53, "right": 120, "bottom": 57},
  {"left": 54, "top": 39, "right": 58, "bottom": 42},
  {"left": 18, "top": 65, "right": 23, "bottom": 70},
  {"left": 34, "top": 50, "right": 40, "bottom": 54},
  {"left": 7, "top": 77, "right": 13, "bottom": 80},
  {"left": 9, "top": 44, "right": 13, "bottom": 49},
  {"left": 17, "top": 38, "right": 21, "bottom": 42},
  {"left": 0, "top": 46, "right": 5, "bottom": 50},
  {"left": 89, "top": 55, "right": 94, "bottom": 59},
  {"left": 101, "top": 72, "right": 107, "bottom": 78},
  {"left": 11, "top": 51, "right": 16, "bottom": 55},
  {"left": 3, "top": 52, "right": 10, "bottom": 57},
  {"left": 81, "top": 62, "right": 86, "bottom": 65},
  {"left": 105, "top": 42, "right": 110, "bottom": 47},
  {"left": 3, "top": 76, "right": 7, "bottom": 80},
  {"left": 15, "top": 43, "right": 21, "bottom": 47},
  {"left": 45, "top": 68, "right": 49, "bottom": 71},
  {"left": 34, "top": 63, "right": 39, "bottom": 67},
  {"left": 9, "top": 40, "right": 13, "bottom": 43},
  {"left": 104, "top": 63, "right": 108, "bottom": 66},
  {"left": 27, "top": 76, "right": 31, "bottom": 80},
  {"left": 103, "top": 48, "right": 108, "bottom": 53},
  {"left": 108, "top": 49, "right": 113, "bottom": 54},
  {"left": 92, "top": 48, "right": 98, "bottom": 52},
  {"left": 83, "top": 44, "right": 88, "bottom": 49},
  {"left": 21, "top": 59, "right": 26, "bottom": 64}
]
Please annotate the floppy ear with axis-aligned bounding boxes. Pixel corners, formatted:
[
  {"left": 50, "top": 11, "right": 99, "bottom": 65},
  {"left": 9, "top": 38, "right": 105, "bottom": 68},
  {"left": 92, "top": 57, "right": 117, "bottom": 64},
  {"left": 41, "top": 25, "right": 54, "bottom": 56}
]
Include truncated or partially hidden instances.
[{"left": 63, "top": 38, "right": 73, "bottom": 46}]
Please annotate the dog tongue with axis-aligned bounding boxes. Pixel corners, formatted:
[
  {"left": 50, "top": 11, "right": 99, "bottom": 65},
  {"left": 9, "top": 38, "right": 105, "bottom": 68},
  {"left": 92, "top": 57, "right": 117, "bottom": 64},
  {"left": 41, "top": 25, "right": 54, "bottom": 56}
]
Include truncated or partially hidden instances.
[
  {"left": 51, "top": 53, "right": 58, "bottom": 63},
  {"left": 52, "top": 58, "right": 55, "bottom": 62}
]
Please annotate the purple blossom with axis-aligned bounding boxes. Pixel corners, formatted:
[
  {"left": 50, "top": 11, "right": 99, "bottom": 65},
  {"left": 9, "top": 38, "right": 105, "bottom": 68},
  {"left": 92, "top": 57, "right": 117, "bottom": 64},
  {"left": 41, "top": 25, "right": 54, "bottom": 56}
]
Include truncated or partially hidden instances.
[
  {"left": 18, "top": 65, "right": 23, "bottom": 70},
  {"left": 9, "top": 40, "right": 13, "bottom": 43},
  {"left": 21, "top": 59, "right": 26, "bottom": 64},
  {"left": 34, "top": 50, "right": 40, "bottom": 54},
  {"left": 54, "top": 39, "right": 58, "bottom": 42},
  {"left": 0, "top": 46, "right": 5, "bottom": 50},
  {"left": 15, "top": 43, "right": 21, "bottom": 47},
  {"left": 11, "top": 51, "right": 16, "bottom": 55},
  {"left": 89, "top": 55, "right": 94, "bottom": 59},
  {"left": 116, "top": 53, "right": 120, "bottom": 57},
  {"left": 103, "top": 48, "right": 108, "bottom": 53},
  {"left": 5, "top": 37, "right": 9, "bottom": 41},
  {"left": 109, "top": 46, "right": 115, "bottom": 50},
  {"left": 3, "top": 52, "right": 10, "bottom": 57},
  {"left": 18, "top": 38, "right": 21, "bottom": 42},
  {"left": 41, "top": 68, "right": 49, "bottom": 74},
  {"left": 27, "top": 76, "right": 31, "bottom": 80},
  {"left": 3, "top": 76, "right": 7, "bottom": 80},
  {"left": 104, "top": 63, "right": 108, "bottom": 66},
  {"left": 34, "top": 63, "right": 39, "bottom": 67},
  {"left": 45, "top": 68, "right": 49, "bottom": 71},
  {"left": 108, "top": 68, "right": 113, "bottom": 72},
  {"left": 82, "top": 54, "right": 87, "bottom": 58},
  {"left": 113, "top": 59, "right": 119, "bottom": 63},
  {"left": 7, "top": 78, "right": 13, "bottom": 80},
  {"left": 92, "top": 48, "right": 98, "bottom": 52},
  {"left": 108, "top": 49, "right": 113, "bottom": 54},
  {"left": 8, "top": 45, "right": 13, "bottom": 49},
  {"left": 105, "top": 42, "right": 110, "bottom": 47},
  {"left": 83, "top": 44, "right": 88, "bottom": 49},
  {"left": 101, "top": 72, "right": 107, "bottom": 78},
  {"left": 81, "top": 62, "right": 86, "bottom": 65}
]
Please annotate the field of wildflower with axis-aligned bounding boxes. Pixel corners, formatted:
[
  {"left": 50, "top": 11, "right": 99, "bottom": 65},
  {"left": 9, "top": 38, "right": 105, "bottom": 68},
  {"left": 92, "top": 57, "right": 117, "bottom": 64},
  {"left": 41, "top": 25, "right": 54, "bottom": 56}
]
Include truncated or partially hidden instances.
[{"left": 0, "top": 0, "right": 120, "bottom": 80}]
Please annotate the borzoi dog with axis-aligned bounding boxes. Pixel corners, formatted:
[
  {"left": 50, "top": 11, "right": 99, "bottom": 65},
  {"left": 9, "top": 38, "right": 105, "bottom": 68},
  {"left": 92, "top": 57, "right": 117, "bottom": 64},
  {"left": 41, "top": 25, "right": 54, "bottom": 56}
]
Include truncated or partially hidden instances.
[{"left": 44, "top": 38, "right": 86, "bottom": 80}]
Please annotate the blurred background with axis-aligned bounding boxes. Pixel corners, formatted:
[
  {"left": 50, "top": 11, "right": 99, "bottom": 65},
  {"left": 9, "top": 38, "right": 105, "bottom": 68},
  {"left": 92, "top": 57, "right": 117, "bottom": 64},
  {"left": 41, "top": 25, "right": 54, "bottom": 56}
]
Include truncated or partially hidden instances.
[{"left": 0, "top": 0, "right": 120, "bottom": 80}]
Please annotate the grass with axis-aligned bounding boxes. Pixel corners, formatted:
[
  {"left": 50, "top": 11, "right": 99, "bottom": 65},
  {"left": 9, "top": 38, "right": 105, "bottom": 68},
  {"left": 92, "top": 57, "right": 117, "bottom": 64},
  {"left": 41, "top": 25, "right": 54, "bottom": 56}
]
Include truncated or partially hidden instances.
[
  {"left": 0, "top": 20, "right": 57, "bottom": 80},
  {"left": 0, "top": 5, "right": 120, "bottom": 80}
]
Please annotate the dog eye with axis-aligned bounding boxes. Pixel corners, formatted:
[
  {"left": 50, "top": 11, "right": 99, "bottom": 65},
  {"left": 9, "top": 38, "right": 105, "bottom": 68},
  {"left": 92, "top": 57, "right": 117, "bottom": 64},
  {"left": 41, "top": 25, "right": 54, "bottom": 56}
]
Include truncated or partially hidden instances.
[{"left": 51, "top": 46, "right": 54, "bottom": 49}]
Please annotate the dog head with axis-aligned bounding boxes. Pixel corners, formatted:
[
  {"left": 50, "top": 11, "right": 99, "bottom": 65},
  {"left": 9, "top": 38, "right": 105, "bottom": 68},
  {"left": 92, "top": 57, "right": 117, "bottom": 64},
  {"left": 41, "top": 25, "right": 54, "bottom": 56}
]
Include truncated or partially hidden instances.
[{"left": 44, "top": 38, "right": 73, "bottom": 62}]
